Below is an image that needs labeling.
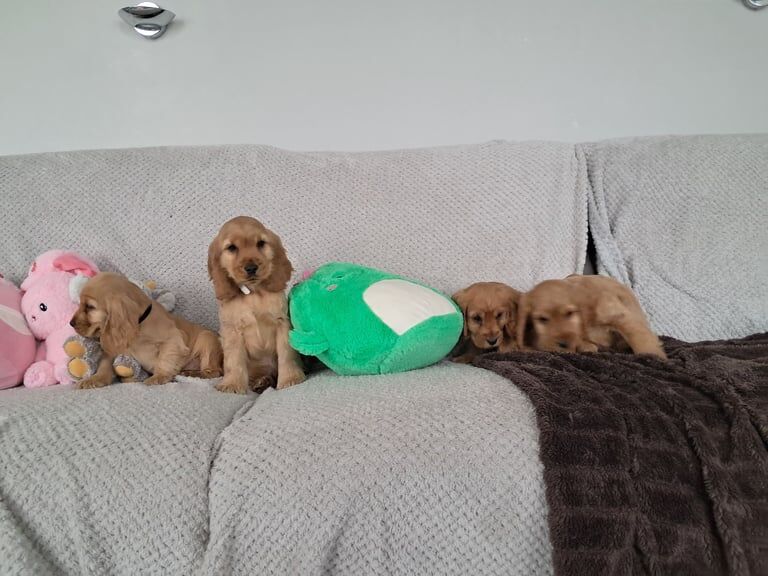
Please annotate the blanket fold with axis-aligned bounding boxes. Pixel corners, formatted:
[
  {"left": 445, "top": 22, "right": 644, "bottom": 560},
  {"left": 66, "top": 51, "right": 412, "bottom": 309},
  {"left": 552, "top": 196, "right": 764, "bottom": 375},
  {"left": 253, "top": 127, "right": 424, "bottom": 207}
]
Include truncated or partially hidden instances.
[{"left": 474, "top": 334, "right": 768, "bottom": 576}]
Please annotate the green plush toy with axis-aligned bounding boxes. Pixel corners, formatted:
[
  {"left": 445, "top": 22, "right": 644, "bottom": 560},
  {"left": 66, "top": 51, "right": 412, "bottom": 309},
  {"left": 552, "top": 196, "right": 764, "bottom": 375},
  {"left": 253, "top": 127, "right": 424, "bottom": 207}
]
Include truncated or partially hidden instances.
[{"left": 288, "top": 262, "right": 462, "bottom": 375}]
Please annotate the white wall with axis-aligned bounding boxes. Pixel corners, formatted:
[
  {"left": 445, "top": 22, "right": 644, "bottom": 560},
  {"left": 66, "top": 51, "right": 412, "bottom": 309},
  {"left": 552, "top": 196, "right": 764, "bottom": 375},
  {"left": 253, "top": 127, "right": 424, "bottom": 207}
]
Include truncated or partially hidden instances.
[{"left": 1, "top": 0, "right": 766, "bottom": 156}]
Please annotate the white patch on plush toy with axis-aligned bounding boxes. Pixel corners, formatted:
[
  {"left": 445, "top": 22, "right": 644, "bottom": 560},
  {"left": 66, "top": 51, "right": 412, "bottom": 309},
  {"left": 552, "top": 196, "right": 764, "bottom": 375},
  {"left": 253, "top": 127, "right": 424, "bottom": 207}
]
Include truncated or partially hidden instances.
[
  {"left": 68, "top": 274, "right": 90, "bottom": 303},
  {"left": 363, "top": 279, "right": 457, "bottom": 336},
  {"left": 0, "top": 304, "right": 32, "bottom": 335}
]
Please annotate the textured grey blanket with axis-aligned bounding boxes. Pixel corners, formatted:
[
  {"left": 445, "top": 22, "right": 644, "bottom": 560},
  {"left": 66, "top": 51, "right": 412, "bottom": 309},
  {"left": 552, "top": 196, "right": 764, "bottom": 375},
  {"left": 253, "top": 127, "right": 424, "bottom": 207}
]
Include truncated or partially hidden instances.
[
  {"left": 0, "top": 378, "right": 250, "bottom": 575},
  {"left": 0, "top": 365, "right": 552, "bottom": 575}
]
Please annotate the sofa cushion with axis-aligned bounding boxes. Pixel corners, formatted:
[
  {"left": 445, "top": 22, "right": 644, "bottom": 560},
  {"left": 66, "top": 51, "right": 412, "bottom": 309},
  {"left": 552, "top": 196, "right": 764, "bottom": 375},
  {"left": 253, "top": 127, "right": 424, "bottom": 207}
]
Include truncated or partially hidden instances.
[
  {"left": 0, "top": 365, "right": 552, "bottom": 576},
  {"left": 0, "top": 379, "right": 249, "bottom": 575},
  {"left": 0, "top": 142, "right": 588, "bottom": 329},
  {"left": 584, "top": 134, "right": 768, "bottom": 340},
  {"left": 203, "top": 363, "right": 552, "bottom": 575}
]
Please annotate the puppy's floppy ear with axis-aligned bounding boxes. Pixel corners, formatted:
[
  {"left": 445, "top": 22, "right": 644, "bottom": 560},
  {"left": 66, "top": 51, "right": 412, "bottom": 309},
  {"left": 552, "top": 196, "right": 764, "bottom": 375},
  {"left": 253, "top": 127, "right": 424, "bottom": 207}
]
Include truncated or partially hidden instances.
[
  {"left": 502, "top": 288, "right": 520, "bottom": 339},
  {"left": 516, "top": 293, "right": 533, "bottom": 349},
  {"left": 208, "top": 237, "right": 239, "bottom": 301},
  {"left": 262, "top": 236, "right": 294, "bottom": 293},
  {"left": 100, "top": 291, "right": 144, "bottom": 356},
  {"left": 452, "top": 288, "right": 471, "bottom": 339}
]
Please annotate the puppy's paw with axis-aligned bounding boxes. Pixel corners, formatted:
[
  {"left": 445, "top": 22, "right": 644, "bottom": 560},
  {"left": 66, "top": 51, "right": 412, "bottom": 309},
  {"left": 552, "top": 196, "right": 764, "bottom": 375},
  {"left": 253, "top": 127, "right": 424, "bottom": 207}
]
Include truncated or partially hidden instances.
[
  {"left": 638, "top": 344, "right": 667, "bottom": 360},
  {"left": 144, "top": 373, "right": 173, "bottom": 386},
  {"left": 249, "top": 374, "right": 275, "bottom": 393},
  {"left": 77, "top": 376, "right": 111, "bottom": 390},
  {"left": 276, "top": 367, "right": 306, "bottom": 390},
  {"left": 577, "top": 342, "right": 599, "bottom": 353},
  {"left": 216, "top": 377, "right": 248, "bottom": 394},
  {"left": 498, "top": 341, "right": 520, "bottom": 354}
]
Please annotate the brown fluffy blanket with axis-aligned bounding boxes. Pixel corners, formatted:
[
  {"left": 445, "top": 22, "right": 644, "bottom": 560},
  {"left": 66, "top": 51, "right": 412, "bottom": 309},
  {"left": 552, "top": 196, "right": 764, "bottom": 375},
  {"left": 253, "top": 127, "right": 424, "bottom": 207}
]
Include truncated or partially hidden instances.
[{"left": 473, "top": 334, "right": 768, "bottom": 576}]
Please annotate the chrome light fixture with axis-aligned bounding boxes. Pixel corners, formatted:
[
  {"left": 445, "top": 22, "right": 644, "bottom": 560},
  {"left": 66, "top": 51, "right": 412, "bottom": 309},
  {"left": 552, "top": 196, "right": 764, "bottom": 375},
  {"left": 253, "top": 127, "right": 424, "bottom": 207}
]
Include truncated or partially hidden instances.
[
  {"left": 119, "top": 2, "right": 176, "bottom": 39},
  {"left": 743, "top": 0, "right": 768, "bottom": 9}
]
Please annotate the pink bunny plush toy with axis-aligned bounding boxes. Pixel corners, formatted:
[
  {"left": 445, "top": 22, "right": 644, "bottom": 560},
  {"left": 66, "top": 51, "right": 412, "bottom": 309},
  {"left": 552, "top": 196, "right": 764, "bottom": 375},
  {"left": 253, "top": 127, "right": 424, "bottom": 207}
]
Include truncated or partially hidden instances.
[{"left": 20, "top": 250, "right": 99, "bottom": 388}]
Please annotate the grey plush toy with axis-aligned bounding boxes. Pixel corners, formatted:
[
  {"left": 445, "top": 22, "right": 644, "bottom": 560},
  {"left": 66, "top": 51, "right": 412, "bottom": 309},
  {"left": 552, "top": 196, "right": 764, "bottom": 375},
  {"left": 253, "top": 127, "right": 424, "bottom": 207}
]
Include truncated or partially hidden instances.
[{"left": 65, "top": 279, "right": 176, "bottom": 383}]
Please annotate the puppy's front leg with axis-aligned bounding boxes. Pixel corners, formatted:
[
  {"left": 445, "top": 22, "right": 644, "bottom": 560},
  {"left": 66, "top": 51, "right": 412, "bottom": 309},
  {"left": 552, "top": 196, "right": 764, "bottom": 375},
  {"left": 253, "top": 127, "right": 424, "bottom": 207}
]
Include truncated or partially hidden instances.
[
  {"left": 275, "top": 318, "right": 305, "bottom": 390},
  {"left": 216, "top": 329, "right": 250, "bottom": 394},
  {"left": 78, "top": 354, "right": 115, "bottom": 389}
]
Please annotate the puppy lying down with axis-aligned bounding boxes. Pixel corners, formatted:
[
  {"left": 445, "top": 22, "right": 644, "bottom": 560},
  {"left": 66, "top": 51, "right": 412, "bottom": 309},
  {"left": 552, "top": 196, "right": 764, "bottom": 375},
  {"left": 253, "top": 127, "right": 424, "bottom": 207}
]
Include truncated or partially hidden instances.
[
  {"left": 517, "top": 275, "right": 666, "bottom": 359},
  {"left": 71, "top": 272, "right": 223, "bottom": 388}
]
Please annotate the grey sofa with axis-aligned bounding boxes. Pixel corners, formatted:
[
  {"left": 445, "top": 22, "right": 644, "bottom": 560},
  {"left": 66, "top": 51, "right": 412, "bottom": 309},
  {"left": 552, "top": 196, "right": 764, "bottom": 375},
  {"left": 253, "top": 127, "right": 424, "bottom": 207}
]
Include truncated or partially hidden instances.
[{"left": 1, "top": 135, "right": 765, "bottom": 575}]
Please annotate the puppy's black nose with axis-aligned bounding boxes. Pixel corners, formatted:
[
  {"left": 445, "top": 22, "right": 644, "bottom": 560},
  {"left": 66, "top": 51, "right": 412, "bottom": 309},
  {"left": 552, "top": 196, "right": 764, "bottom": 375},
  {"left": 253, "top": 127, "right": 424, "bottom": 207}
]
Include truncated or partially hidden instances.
[
  {"left": 557, "top": 341, "right": 569, "bottom": 349},
  {"left": 244, "top": 263, "right": 259, "bottom": 277},
  {"left": 487, "top": 337, "right": 498, "bottom": 346},
  {"left": 69, "top": 319, "right": 76, "bottom": 327}
]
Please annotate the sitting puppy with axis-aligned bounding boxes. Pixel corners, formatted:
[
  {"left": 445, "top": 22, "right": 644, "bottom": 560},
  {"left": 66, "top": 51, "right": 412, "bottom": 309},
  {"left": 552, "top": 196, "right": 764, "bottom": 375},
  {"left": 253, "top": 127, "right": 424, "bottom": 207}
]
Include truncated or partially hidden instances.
[
  {"left": 208, "top": 216, "right": 305, "bottom": 394},
  {"left": 451, "top": 282, "right": 521, "bottom": 363},
  {"left": 516, "top": 274, "right": 666, "bottom": 358},
  {"left": 71, "top": 272, "right": 223, "bottom": 388}
]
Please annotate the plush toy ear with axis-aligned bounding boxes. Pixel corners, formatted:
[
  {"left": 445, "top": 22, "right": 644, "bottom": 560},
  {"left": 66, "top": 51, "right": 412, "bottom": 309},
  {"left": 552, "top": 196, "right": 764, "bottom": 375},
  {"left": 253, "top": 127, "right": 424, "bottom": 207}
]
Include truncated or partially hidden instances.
[
  {"left": 289, "top": 329, "right": 329, "bottom": 356},
  {"left": 69, "top": 275, "right": 90, "bottom": 303},
  {"left": 300, "top": 269, "right": 315, "bottom": 281},
  {"left": 53, "top": 253, "right": 97, "bottom": 277}
]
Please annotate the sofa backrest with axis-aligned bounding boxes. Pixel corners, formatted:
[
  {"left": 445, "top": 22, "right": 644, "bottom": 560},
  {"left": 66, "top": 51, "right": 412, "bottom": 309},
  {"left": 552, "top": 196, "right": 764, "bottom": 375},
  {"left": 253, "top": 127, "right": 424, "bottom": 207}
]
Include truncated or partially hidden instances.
[
  {"left": 0, "top": 142, "right": 588, "bottom": 329},
  {"left": 584, "top": 134, "right": 768, "bottom": 340}
]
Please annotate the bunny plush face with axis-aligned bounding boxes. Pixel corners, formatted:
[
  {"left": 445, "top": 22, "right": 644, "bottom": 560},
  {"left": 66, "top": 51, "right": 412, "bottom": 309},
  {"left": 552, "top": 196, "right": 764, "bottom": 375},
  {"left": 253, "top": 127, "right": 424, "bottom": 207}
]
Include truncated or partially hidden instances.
[
  {"left": 20, "top": 271, "right": 81, "bottom": 340},
  {"left": 19, "top": 251, "right": 99, "bottom": 341}
]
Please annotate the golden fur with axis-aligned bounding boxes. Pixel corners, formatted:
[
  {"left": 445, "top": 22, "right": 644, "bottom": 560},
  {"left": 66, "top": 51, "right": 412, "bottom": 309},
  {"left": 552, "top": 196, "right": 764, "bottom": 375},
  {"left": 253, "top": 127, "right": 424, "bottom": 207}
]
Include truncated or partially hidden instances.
[
  {"left": 71, "top": 272, "right": 223, "bottom": 388},
  {"left": 208, "top": 216, "right": 305, "bottom": 394},
  {"left": 451, "top": 282, "right": 521, "bottom": 363},
  {"left": 517, "top": 274, "right": 666, "bottom": 358}
]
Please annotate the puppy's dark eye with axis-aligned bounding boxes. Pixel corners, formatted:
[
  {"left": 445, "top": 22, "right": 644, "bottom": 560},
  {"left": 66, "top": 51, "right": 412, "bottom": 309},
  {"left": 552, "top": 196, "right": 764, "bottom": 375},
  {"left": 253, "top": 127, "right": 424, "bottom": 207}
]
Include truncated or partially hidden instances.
[
  {"left": 85, "top": 304, "right": 94, "bottom": 312},
  {"left": 471, "top": 314, "right": 482, "bottom": 323},
  {"left": 535, "top": 316, "right": 549, "bottom": 324},
  {"left": 256, "top": 240, "right": 266, "bottom": 249},
  {"left": 495, "top": 312, "right": 503, "bottom": 320},
  {"left": 39, "top": 303, "right": 47, "bottom": 312},
  {"left": 564, "top": 310, "right": 575, "bottom": 318},
  {"left": 225, "top": 244, "right": 238, "bottom": 253}
]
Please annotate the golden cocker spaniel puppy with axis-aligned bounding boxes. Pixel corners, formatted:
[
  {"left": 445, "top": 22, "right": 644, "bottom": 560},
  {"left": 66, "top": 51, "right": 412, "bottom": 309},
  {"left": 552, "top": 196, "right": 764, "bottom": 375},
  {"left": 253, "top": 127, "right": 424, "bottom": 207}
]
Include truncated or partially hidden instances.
[
  {"left": 516, "top": 274, "right": 666, "bottom": 358},
  {"left": 208, "top": 216, "right": 305, "bottom": 394},
  {"left": 451, "top": 281, "right": 521, "bottom": 363},
  {"left": 71, "top": 272, "right": 223, "bottom": 388}
]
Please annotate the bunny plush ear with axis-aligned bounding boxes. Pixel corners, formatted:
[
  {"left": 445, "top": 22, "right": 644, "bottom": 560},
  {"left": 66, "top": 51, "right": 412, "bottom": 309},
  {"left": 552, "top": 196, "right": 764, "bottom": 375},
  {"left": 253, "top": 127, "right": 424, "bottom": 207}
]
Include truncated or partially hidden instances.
[
  {"left": 69, "top": 275, "right": 90, "bottom": 303},
  {"left": 53, "top": 253, "right": 98, "bottom": 278}
]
